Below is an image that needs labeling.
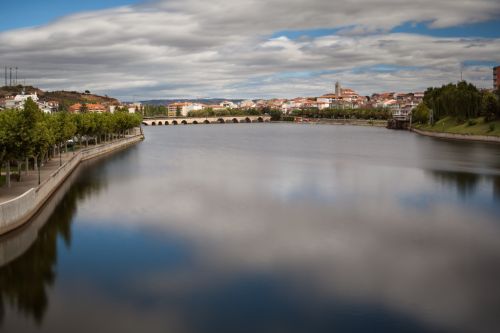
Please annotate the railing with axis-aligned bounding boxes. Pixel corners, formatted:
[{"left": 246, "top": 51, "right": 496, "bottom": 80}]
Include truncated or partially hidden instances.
[{"left": 0, "top": 134, "right": 144, "bottom": 235}]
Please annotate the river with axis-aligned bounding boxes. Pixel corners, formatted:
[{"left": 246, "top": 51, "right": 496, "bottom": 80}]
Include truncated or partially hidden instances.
[{"left": 1, "top": 123, "right": 499, "bottom": 333}]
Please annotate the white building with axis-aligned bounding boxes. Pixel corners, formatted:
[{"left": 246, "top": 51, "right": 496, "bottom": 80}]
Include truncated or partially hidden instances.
[
  {"left": 317, "top": 94, "right": 341, "bottom": 108},
  {"left": 239, "top": 100, "right": 255, "bottom": 109},
  {"left": 220, "top": 101, "right": 237, "bottom": 109},
  {"left": 3, "top": 92, "right": 59, "bottom": 113},
  {"left": 38, "top": 101, "right": 59, "bottom": 113},
  {"left": 127, "top": 102, "right": 142, "bottom": 114},
  {"left": 5, "top": 91, "right": 40, "bottom": 109},
  {"left": 184, "top": 103, "right": 204, "bottom": 116}
]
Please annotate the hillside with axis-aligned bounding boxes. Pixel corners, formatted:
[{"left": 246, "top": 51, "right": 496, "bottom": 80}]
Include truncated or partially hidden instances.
[
  {"left": 414, "top": 116, "right": 500, "bottom": 137},
  {"left": 0, "top": 85, "right": 119, "bottom": 109},
  {"left": 142, "top": 98, "right": 244, "bottom": 105}
]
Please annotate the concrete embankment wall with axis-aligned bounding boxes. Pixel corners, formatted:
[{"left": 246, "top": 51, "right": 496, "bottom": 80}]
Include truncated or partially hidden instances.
[
  {"left": 0, "top": 152, "right": 84, "bottom": 266},
  {"left": 296, "top": 119, "right": 387, "bottom": 127},
  {"left": 0, "top": 135, "right": 144, "bottom": 236},
  {"left": 411, "top": 128, "right": 500, "bottom": 143}
]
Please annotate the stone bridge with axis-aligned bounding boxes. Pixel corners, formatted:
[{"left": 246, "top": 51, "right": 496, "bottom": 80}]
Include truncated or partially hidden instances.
[{"left": 142, "top": 115, "right": 271, "bottom": 126}]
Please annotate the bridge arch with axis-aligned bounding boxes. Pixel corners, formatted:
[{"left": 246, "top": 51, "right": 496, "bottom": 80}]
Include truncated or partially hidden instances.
[
  {"left": 158, "top": 121, "right": 163, "bottom": 125},
  {"left": 204, "top": 119, "right": 210, "bottom": 124},
  {"left": 172, "top": 120, "right": 178, "bottom": 125},
  {"left": 245, "top": 117, "right": 251, "bottom": 123},
  {"left": 181, "top": 120, "right": 188, "bottom": 125},
  {"left": 192, "top": 120, "right": 198, "bottom": 124},
  {"left": 217, "top": 118, "right": 225, "bottom": 123},
  {"left": 151, "top": 121, "right": 156, "bottom": 126},
  {"left": 164, "top": 121, "right": 169, "bottom": 125},
  {"left": 257, "top": 117, "right": 263, "bottom": 122},
  {"left": 142, "top": 121, "right": 149, "bottom": 126},
  {"left": 232, "top": 118, "right": 239, "bottom": 123}
]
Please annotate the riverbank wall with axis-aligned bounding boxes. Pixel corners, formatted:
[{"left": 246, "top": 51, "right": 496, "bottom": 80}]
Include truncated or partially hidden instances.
[
  {"left": 0, "top": 134, "right": 144, "bottom": 236},
  {"left": 411, "top": 128, "right": 500, "bottom": 144},
  {"left": 293, "top": 118, "right": 387, "bottom": 127}
]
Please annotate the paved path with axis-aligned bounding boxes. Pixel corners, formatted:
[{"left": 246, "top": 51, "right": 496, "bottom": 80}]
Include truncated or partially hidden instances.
[
  {"left": 0, "top": 151, "right": 76, "bottom": 203},
  {"left": 0, "top": 129, "right": 142, "bottom": 204}
]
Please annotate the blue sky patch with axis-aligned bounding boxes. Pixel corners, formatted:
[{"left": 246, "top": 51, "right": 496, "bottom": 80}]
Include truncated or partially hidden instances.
[
  {"left": 271, "top": 19, "right": 500, "bottom": 40},
  {"left": 392, "top": 20, "right": 500, "bottom": 38},
  {"left": 0, "top": 0, "right": 142, "bottom": 31}
]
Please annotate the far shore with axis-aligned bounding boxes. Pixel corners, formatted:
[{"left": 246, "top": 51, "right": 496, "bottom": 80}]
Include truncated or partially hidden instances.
[{"left": 280, "top": 118, "right": 388, "bottom": 127}]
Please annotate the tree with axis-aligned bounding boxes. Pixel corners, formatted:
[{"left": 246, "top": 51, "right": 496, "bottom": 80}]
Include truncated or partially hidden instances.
[
  {"left": 15, "top": 98, "right": 42, "bottom": 180},
  {"left": 50, "top": 112, "right": 76, "bottom": 165},
  {"left": 0, "top": 107, "right": 141, "bottom": 189},
  {"left": 32, "top": 116, "right": 54, "bottom": 184},
  {"left": 482, "top": 91, "right": 500, "bottom": 121},
  {"left": 0, "top": 109, "right": 20, "bottom": 187},
  {"left": 269, "top": 110, "right": 282, "bottom": 121},
  {"left": 423, "top": 81, "right": 483, "bottom": 122},
  {"left": 412, "top": 103, "right": 430, "bottom": 124}
]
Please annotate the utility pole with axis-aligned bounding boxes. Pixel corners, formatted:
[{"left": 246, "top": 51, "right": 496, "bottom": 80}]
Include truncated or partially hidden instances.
[
  {"left": 4, "top": 67, "right": 6, "bottom": 86},
  {"left": 15, "top": 67, "right": 18, "bottom": 85},
  {"left": 9, "top": 67, "right": 12, "bottom": 86}
]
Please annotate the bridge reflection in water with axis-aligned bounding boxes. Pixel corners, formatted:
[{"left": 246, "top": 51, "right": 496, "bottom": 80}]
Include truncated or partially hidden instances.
[{"left": 142, "top": 115, "right": 271, "bottom": 126}]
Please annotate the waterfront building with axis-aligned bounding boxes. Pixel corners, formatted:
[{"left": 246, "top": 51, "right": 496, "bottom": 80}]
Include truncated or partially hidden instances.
[
  {"left": 167, "top": 102, "right": 189, "bottom": 116},
  {"left": 204, "top": 104, "right": 225, "bottom": 111},
  {"left": 220, "top": 101, "right": 237, "bottom": 109},
  {"left": 239, "top": 100, "right": 255, "bottom": 109},
  {"left": 167, "top": 102, "right": 204, "bottom": 116},
  {"left": 124, "top": 102, "right": 142, "bottom": 114},
  {"left": 69, "top": 103, "right": 106, "bottom": 113}
]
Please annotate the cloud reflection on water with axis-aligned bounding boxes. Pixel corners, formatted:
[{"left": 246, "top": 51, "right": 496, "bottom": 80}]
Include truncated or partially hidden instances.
[
  {"left": 1, "top": 125, "right": 500, "bottom": 333},
  {"left": 73, "top": 126, "right": 500, "bottom": 332}
]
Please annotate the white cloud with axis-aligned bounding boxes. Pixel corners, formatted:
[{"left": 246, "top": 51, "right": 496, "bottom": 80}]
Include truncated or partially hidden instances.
[{"left": 0, "top": 0, "right": 499, "bottom": 99}]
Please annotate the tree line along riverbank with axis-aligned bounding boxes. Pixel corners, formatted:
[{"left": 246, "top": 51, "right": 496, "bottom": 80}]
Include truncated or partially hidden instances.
[
  {"left": 143, "top": 103, "right": 392, "bottom": 121},
  {"left": 0, "top": 98, "right": 142, "bottom": 188},
  {"left": 412, "top": 81, "right": 500, "bottom": 137}
]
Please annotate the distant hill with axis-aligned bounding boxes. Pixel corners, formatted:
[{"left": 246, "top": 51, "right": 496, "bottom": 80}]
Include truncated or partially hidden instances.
[
  {"left": 141, "top": 98, "right": 245, "bottom": 105},
  {"left": 0, "top": 85, "right": 43, "bottom": 97},
  {"left": 0, "top": 85, "right": 119, "bottom": 110}
]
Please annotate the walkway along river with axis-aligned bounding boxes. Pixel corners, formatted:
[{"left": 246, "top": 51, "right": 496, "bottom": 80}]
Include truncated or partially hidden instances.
[
  {"left": 0, "top": 134, "right": 144, "bottom": 235},
  {"left": 0, "top": 123, "right": 499, "bottom": 333}
]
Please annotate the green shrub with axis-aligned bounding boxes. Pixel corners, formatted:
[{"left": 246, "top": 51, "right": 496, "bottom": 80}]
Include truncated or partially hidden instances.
[
  {"left": 467, "top": 119, "right": 477, "bottom": 126},
  {"left": 412, "top": 103, "right": 430, "bottom": 124},
  {"left": 488, "top": 123, "right": 495, "bottom": 132}
]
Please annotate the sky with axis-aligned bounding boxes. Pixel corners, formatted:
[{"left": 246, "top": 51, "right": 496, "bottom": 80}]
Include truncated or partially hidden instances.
[{"left": 0, "top": 0, "right": 499, "bottom": 100}]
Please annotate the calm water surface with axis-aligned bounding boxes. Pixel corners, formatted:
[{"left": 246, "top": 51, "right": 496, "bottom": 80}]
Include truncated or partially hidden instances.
[{"left": 1, "top": 124, "right": 500, "bottom": 333}]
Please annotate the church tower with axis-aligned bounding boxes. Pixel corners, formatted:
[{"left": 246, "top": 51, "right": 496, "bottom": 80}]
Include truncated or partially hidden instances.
[{"left": 335, "top": 81, "right": 341, "bottom": 97}]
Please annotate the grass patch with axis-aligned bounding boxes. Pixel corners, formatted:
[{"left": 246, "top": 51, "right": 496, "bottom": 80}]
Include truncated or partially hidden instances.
[{"left": 415, "top": 116, "right": 500, "bottom": 137}]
